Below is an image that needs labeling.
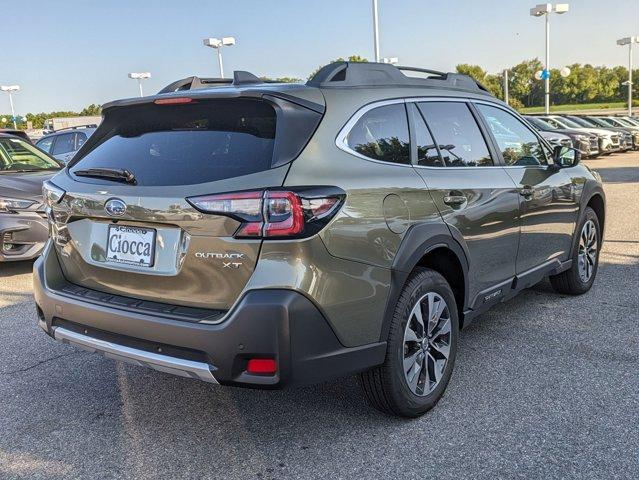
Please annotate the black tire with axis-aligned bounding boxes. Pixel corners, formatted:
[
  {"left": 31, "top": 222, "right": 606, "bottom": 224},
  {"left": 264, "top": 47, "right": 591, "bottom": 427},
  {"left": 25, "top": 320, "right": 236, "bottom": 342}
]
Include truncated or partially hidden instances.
[
  {"left": 550, "top": 206, "right": 600, "bottom": 295},
  {"left": 360, "top": 268, "right": 459, "bottom": 417}
]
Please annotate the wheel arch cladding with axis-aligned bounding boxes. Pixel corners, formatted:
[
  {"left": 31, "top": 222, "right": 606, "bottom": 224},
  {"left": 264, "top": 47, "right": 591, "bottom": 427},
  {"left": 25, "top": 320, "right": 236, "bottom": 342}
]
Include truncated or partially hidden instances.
[
  {"left": 414, "top": 246, "right": 466, "bottom": 328},
  {"left": 567, "top": 181, "right": 605, "bottom": 261},
  {"left": 586, "top": 193, "right": 605, "bottom": 239},
  {"left": 380, "top": 223, "right": 470, "bottom": 342}
]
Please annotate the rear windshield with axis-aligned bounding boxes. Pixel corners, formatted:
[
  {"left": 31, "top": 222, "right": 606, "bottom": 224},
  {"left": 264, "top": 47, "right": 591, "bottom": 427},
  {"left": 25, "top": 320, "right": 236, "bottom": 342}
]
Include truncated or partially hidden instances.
[{"left": 70, "top": 99, "right": 276, "bottom": 186}]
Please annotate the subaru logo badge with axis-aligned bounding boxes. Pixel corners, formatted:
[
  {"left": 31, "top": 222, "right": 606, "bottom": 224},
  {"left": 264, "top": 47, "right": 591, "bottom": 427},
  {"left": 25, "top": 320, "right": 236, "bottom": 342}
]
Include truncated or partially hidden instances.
[{"left": 105, "top": 198, "right": 127, "bottom": 217}]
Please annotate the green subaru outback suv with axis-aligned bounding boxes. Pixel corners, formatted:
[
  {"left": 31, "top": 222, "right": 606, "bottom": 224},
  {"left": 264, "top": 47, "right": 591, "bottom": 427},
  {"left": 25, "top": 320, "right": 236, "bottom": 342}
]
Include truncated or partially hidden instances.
[{"left": 35, "top": 62, "right": 605, "bottom": 417}]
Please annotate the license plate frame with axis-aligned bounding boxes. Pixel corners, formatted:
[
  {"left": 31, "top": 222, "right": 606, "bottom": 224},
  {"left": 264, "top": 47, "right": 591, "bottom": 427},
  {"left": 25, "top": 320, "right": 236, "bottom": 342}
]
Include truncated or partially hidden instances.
[{"left": 105, "top": 224, "right": 157, "bottom": 268}]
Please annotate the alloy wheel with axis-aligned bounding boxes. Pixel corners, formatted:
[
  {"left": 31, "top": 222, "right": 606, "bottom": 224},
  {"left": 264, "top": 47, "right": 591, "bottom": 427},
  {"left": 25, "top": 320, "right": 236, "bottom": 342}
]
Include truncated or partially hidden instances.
[
  {"left": 578, "top": 219, "right": 598, "bottom": 283},
  {"left": 402, "top": 292, "right": 452, "bottom": 396}
]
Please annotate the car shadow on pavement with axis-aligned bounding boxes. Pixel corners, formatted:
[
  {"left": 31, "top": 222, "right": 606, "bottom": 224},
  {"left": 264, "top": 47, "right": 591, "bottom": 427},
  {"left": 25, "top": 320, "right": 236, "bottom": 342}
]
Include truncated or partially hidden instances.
[
  {"left": 0, "top": 260, "right": 34, "bottom": 279},
  {"left": 586, "top": 166, "right": 639, "bottom": 184},
  {"left": 2, "top": 257, "right": 638, "bottom": 479}
]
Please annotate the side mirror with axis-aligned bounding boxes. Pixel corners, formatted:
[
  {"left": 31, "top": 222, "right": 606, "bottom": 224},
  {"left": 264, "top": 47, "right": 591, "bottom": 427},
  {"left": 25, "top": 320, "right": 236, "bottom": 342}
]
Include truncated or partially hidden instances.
[{"left": 552, "top": 145, "right": 580, "bottom": 168}]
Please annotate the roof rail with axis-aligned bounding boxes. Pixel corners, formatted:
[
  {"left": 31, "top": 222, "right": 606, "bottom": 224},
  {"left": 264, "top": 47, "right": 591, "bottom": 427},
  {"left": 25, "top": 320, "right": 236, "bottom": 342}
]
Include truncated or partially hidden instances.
[
  {"left": 56, "top": 124, "right": 98, "bottom": 131},
  {"left": 158, "top": 76, "right": 233, "bottom": 94},
  {"left": 306, "top": 61, "right": 491, "bottom": 94},
  {"left": 158, "top": 71, "right": 269, "bottom": 94}
]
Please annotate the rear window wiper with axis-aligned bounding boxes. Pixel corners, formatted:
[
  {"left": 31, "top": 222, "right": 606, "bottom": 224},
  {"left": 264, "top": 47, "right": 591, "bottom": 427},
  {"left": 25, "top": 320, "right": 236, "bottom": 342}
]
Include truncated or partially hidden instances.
[{"left": 73, "top": 167, "right": 137, "bottom": 184}]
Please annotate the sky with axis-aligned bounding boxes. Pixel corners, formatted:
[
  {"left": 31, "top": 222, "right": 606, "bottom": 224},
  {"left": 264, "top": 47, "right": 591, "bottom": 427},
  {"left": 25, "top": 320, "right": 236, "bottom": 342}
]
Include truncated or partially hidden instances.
[{"left": 3, "top": 0, "right": 639, "bottom": 114}]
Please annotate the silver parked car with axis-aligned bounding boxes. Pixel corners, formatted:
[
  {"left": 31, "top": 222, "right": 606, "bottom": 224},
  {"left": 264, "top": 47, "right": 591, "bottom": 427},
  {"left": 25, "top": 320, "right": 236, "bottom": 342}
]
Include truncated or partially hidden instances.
[
  {"left": 35, "top": 126, "right": 97, "bottom": 164},
  {"left": 539, "top": 115, "right": 621, "bottom": 154},
  {"left": 537, "top": 130, "right": 573, "bottom": 148},
  {"left": 0, "top": 133, "right": 62, "bottom": 261}
]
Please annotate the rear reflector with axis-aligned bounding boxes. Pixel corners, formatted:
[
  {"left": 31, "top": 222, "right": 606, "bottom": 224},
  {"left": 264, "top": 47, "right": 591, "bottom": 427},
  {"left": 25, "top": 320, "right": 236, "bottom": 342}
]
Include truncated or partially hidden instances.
[
  {"left": 246, "top": 358, "right": 277, "bottom": 375},
  {"left": 154, "top": 97, "right": 194, "bottom": 105}
]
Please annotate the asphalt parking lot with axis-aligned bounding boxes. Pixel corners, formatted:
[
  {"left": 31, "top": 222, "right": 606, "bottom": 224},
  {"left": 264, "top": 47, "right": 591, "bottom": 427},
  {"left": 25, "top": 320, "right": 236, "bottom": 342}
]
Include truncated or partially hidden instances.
[{"left": 1, "top": 152, "right": 638, "bottom": 480}]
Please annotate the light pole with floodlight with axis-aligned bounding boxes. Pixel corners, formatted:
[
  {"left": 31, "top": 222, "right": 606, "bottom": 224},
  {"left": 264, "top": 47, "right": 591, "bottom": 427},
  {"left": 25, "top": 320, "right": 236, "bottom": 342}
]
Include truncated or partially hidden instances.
[
  {"left": 617, "top": 36, "right": 638, "bottom": 116},
  {"left": 0, "top": 85, "right": 20, "bottom": 129},
  {"left": 203, "top": 37, "right": 236, "bottom": 78},
  {"left": 530, "top": 3, "right": 569, "bottom": 114},
  {"left": 128, "top": 72, "right": 151, "bottom": 97},
  {"left": 372, "top": 0, "right": 380, "bottom": 62}
]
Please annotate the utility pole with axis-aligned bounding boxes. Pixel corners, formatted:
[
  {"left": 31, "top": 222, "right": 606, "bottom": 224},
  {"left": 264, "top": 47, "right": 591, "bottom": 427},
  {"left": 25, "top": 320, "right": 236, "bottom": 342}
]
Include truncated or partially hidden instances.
[
  {"left": 0, "top": 85, "right": 20, "bottom": 129},
  {"left": 617, "top": 37, "right": 638, "bottom": 116},
  {"left": 203, "top": 37, "right": 236, "bottom": 78},
  {"left": 503, "top": 69, "right": 509, "bottom": 105},
  {"left": 372, "top": 0, "right": 380, "bottom": 62},
  {"left": 530, "top": 4, "right": 569, "bottom": 114}
]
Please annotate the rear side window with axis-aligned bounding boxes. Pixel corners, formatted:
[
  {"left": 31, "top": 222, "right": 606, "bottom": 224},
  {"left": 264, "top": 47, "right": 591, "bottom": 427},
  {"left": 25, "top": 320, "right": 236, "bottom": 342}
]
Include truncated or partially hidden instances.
[
  {"left": 36, "top": 136, "right": 54, "bottom": 153},
  {"left": 76, "top": 132, "right": 88, "bottom": 149},
  {"left": 51, "top": 133, "right": 76, "bottom": 155},
  {"left": 71, "top": 99, "right": 276, "bottom": 186},
  {"left": 417, "top": 102, "right": 493, "bottom": 167},
  {"left": 347, "top": 103, "right": 410, "bottom": 165}
]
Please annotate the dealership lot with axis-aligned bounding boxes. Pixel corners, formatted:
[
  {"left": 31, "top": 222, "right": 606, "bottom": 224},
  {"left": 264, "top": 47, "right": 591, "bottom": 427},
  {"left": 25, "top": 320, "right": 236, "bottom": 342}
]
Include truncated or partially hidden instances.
[{"left": 0, "top": 153, "right": 637, "bottom": 479}]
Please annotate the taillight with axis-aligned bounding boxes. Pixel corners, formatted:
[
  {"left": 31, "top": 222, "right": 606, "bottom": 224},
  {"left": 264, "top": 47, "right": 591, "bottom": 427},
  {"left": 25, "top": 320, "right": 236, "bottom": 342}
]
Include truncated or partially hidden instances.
[
  {"left": 187, "top": 188, "right": 344, "bottom": 239},
  {"left": 264, "top": 191, "right": 304, "bottom": 237}
]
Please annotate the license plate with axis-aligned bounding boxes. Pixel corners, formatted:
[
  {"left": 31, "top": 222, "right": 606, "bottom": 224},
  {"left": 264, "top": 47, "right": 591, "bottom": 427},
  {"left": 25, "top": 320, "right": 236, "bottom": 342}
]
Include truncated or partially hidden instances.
[{"left": 106, "top": 225, "right": 156, "bottom": 267}]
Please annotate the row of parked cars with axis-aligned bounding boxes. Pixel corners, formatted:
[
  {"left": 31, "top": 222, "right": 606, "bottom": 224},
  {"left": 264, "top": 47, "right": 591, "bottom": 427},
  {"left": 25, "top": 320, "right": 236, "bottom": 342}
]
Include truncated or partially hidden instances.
[{"left": 525, "top": 114, "right": 639, "bottom": 158}]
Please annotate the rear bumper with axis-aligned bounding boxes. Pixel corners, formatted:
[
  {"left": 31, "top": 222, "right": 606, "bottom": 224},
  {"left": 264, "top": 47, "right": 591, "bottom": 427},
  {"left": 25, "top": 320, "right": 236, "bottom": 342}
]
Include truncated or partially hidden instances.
[
  {"left": 0, "top": 212, "right": 48, "bottom": 262},
  {"left": 34, "top": 243, "right": 385, "bottom": 388},
  {"left": 52, "top": 326, "right": 218, "bottom": 383}
]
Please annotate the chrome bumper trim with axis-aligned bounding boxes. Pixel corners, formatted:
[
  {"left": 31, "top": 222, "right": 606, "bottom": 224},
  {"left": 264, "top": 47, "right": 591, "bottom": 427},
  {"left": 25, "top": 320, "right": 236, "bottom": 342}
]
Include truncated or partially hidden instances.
[{"left": 52, "top": 326, "right": 218, "bottom": 383}]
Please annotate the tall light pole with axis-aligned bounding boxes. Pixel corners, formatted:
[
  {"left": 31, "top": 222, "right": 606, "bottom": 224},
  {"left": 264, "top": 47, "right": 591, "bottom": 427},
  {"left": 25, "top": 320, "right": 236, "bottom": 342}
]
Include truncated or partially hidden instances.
[
  {"left": 128, "top": 72, "right": 151, "bottom": 97},
  {"left": 617, "top": 36, "right": 638, "bottom": 116},
  {"left": 203, "top": 37, "right": 236, "bottom": 78},
  {"left": 503, "top": 69, "right": 509, "bottom": 105},
  {"left": 372, "top": 0, "right": 380, "bottom": 62},
  {"left": 530, "top": 3, "right": 569, "bottom": 114},
  {"left": 0, "top": 85, "right": 20, "bottom": 129}
]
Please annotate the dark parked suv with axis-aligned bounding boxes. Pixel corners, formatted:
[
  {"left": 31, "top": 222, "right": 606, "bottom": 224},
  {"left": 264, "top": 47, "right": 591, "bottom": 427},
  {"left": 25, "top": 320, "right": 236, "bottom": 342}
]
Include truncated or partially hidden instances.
[{"left": 34, "top": 63, "right": 605, "bottom": 417}]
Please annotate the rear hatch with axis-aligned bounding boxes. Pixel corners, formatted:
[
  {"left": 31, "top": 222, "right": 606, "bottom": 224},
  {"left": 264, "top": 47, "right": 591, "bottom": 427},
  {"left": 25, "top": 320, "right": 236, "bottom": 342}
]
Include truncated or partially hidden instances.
[{"left": 47, "top": 90, "right": 324, "bottom": 313}]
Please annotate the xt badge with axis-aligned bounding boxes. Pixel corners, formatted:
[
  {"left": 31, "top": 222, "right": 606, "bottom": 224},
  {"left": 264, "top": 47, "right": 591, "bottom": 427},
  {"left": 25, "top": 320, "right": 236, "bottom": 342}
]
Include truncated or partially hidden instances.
[{"left": 195, "top": 252, "right": 244, "bottom": 269}]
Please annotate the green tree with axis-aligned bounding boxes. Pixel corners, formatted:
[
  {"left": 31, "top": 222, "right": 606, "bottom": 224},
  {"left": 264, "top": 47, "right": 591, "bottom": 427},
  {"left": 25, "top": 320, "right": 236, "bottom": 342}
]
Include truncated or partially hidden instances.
[
  {"left": 26, "top": 111, "right": 78, "bottom": 129},
  {"left": 455, "top": 64, "right": 503, "bottom": 98},
  {"left": 611, "top": 65, "right": 629, "bottom": 101},
  {"left": 507, "top": 59, "right": 544, "bottom": 108},
  {"left": 507, "top": 97, "right": 525, "bottom": 111},
  {"left": 80, "top": 104, "right": 101, "bottom": 116}
]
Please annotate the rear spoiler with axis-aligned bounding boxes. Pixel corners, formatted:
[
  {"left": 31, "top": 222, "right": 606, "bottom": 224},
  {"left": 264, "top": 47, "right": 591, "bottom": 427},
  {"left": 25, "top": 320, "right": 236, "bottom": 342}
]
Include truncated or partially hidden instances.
[{"left": 103, "top": 73, "right": 324, "bottom": 115}]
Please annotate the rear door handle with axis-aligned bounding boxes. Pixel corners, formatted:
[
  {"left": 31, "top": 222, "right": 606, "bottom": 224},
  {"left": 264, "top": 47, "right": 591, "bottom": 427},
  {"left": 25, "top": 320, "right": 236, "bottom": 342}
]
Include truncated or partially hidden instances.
[
  {"left": 443, "top": 193, "right": 467, "bottom": 206},
  {"left": 519, "top": 185, "right": 534, "bottom": 197}
]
